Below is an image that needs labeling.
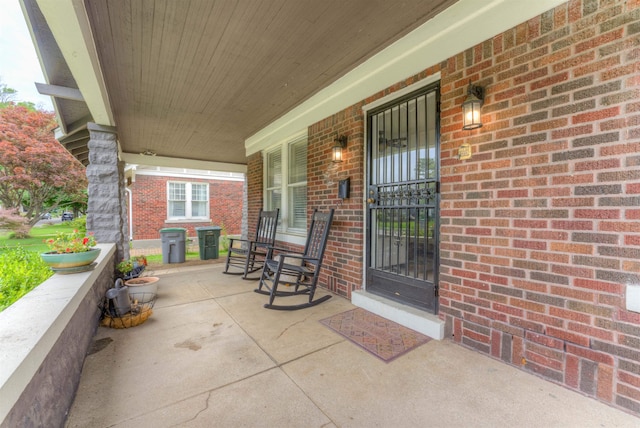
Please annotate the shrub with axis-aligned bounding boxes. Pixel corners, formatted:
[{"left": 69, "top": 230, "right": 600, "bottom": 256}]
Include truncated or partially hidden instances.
[
  {"left": 219, "top": 223, "right": 230, "bottom": 251},
  {"left": 0, "top": 209, "right": 30, "bottom": 239},
  {"left": 0, "top": 246, "right": 53, "bottom": 312},
  {"left": 68, "top": 216, "right": 87, "bottom": 231}
]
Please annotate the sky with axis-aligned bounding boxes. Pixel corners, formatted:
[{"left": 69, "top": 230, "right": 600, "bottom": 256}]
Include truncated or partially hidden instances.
[{"left": 0, "top": 0, "right": 54, "bottom": 110}]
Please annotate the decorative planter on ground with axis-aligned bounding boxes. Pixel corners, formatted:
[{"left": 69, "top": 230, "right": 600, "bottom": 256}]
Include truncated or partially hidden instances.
[
  {"left": 101, "top": 279, "right": 155, "bottom": 329},
  {"left": 40, "top": 248, "right": 101, "bottom": 273},
  {"left": 124, "top": 276, "right": 159, "bottom": 303}
]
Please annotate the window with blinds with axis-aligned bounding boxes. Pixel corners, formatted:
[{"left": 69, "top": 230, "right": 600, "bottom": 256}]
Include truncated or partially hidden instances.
[
  {"left": 266, "top": 150, "right": 282, "bottom": 214},
  {"left": 288, "top": 140, "right": 307, "bottom": 231},
  {"left": 167, "top": 181, "right": 209, "bottom": 219},
  {"left": 264, "top": 136, "right": 307, "bottom": 234}
]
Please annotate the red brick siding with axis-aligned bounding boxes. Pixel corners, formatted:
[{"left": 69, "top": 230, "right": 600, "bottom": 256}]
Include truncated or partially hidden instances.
[
  {"left": 247, "top": 0, "right": 640, "bottom": 415},
  {"left": 307, "top": 107, "right": 365, "bottom": 298},
  {"left": 438, "top": 0, "right": 640, "bottom": 414},
  {"left": 246, "top": 152, "right": 263, "bottom": 238},
  {"left": 129, "top": 175, "right": 243, "bottom": 239}
]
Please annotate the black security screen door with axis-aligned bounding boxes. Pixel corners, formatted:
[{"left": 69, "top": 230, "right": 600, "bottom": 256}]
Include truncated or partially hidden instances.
[{"left": 366, "top": 83, "right": 440, "bottom": 313}]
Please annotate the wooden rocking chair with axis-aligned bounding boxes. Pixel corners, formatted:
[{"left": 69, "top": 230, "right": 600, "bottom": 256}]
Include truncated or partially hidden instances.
[
  {"left": 224, "top": 209, "right": 279, "bottom": 279},
  {"left": 255, "top": 209, "right": 334, "bottom": 310}
]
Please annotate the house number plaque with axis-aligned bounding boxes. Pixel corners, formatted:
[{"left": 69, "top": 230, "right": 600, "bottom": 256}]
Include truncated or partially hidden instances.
[{"left": 458, "top": 143, "right": 472, "bottom": 160}]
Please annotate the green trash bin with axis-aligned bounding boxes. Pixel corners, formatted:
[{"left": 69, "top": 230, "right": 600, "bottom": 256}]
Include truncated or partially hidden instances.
[
  {"left": 195, "top": 226, "right": 222, "bottom": 260},
  {"left": 159, "top": 228, "right": 187, "bottom": 263}
]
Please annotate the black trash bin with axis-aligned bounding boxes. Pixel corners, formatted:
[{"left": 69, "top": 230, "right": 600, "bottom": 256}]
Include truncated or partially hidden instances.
[
  {"left": 195, "top": 226, "right": 221, "bottom": 260},
  {"left": 159, "top": 228, "right": 186, "bottom": 263}
]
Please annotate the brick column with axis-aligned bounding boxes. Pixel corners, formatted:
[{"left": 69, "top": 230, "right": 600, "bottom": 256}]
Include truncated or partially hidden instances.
[{"left": 86, "top": 123, "right": 128, "bottom": 263}]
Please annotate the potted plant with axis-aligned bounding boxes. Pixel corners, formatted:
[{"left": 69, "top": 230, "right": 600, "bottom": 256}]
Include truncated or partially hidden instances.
[
  {"left": 116, "top": 255, "right": 147, "bottom": 279},
  {"left": 116, "top": 259, "right": 134, "bottom": 276},
  {"left": 41, "top": 230, "right": 100, "bottom": 273}
]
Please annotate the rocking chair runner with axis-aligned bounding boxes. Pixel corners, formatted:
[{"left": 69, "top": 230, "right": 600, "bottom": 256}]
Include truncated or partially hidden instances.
[
  {"left": 255, "top": 208, "right": 334, "bottom": 310},
  {"left": 224, "top": 209, "right": 279, "bottom": 279}
]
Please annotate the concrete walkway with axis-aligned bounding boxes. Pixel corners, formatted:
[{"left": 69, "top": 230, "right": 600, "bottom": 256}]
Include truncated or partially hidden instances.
[{"left": 65, "top": 264, "right": 639, "bottom": 427}]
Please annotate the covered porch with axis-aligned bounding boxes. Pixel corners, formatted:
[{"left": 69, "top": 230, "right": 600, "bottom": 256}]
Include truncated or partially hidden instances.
[
  {"left": 13, "top": 0, "right": 640, "bottom": 421},
  {"left": 65, "top": 264, "right": 637, "bottom": 427}
]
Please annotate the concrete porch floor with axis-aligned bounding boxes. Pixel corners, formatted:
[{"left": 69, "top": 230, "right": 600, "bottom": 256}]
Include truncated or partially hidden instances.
[{"left": 65, "top": 264, "right": 639, "bottom": 427}]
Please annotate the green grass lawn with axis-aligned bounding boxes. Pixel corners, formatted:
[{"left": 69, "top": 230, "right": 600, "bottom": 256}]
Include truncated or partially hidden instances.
[
  {"left": 0, "top": 223, "right": 80, "bottom": 254},
  {"left": 1, "top": 223, "right": 228, "bottom": 261},
  {"left": 145, "top": 251, "right": 205, "bottom": 264},
  {"left": 1, "top": 224, "right": 228, "bottom": 312}
]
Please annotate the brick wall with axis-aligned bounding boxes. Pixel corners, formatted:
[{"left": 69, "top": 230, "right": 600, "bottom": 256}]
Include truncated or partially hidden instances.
[
  {"left": 438, "top": 0, "right": 640, "bottom": 414},
  {"left": 246, "top": 152, "right": 263, "bottom": 238},
  {"left": 307, "top": 107, "right": 366, "bottom": 297},
  {"left": 129, "top": 174, "right": 243, "bottom": 240},
  {"left": 246, "top": 0, "right": 640, "bottom": 414}
]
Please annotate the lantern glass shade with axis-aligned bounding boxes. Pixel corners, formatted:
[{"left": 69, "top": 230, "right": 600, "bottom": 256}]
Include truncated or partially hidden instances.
[
  {"left": 332, "top": 145, "right": 343, "bottom": 162},
  {"left": 462, "top": 94, "right": 482, "bottom": 130}
]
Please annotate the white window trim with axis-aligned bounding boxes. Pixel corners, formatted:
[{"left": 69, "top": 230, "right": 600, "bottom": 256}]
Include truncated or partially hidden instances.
[
  {"left": 166, "top": 181, "right": 210, "bottom": 222},
  {"left": 263, "top": 131, "right": 308, "bottom": 246}
]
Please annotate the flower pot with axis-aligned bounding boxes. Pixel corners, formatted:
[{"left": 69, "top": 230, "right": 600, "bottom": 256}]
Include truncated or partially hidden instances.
[
  {"left": 124, "top": 276, "right": 159, "bottom": 303},
  {"left": 40, "top": 248, "right": 101, "bottom": 274}
]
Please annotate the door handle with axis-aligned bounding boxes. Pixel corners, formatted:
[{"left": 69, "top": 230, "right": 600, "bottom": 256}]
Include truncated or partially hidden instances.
[{"left": 367, "top": 198, "right": 375, "bottom": 204}]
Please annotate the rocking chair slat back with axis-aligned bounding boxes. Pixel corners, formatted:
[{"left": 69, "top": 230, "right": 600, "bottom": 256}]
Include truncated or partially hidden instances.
[
  {"left": 304, "top": 210, "right": 333, "bottom": 263},
  {"left": 255, "top": 210, "right": 279, "bottom": 245}
]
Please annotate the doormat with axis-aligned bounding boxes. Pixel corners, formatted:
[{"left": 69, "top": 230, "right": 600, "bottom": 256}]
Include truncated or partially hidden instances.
[{"left": 320, "top": 308, "right": 431, "bottom": 363}]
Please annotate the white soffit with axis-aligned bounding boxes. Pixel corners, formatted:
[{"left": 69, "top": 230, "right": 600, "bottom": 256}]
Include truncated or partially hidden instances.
[
  {"left": 121, "top": 153, "right": 247, "bottom": 174},
  {"left": 245, "top": 0, "right": 568, "bottom": 155},
  {"left": 36, "top": 0, "right": 114, "bottom": 126}
]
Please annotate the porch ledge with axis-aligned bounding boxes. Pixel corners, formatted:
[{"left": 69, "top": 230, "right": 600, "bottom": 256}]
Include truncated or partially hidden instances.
[
  {"left": 352, "top": 290, "right": 445, "bottom": 340},
  {"left": 0, "top": 244, "right": 115, "bottom": 424}
]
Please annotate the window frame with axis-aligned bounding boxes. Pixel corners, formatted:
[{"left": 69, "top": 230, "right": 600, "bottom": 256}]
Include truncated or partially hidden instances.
[
  {"left": 166, "top": 181, "right": 210, "bottom": 221},
  {"left": 264, "top": 134, "right": 308, "bottom": 241}
]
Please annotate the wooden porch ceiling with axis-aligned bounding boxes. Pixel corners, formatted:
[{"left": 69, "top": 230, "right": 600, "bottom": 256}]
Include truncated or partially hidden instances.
[{"left": 83, "top": 0, "right": 458, "bottom": 166}]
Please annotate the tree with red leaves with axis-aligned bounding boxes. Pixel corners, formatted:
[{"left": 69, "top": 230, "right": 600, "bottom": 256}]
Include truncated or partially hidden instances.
[{"left": 0, "top": 105, "right": 87, "bottom": 226}]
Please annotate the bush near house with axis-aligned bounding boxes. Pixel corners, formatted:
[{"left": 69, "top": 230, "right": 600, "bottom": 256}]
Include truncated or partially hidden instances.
[
  {"left": 0, "top": 246, "right": 53, "bottom": 312},
  {"left": 0, "top": 222, "right": 84, "bottom": 311}
]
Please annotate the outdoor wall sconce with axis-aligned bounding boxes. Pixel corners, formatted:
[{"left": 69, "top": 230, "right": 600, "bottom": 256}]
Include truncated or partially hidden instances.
[
  {"left": 332, "top": 135, "right": 348, "bottom": 162},
  {"left": 461, "top": 81, "right": 484, "bottom": 130}
]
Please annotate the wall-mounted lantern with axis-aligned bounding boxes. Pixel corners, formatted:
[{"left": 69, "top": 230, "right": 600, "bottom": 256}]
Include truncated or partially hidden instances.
[
  {"left": 462, "top": 81, "right": 484, "bottom": 130},
  {"left": 332, "top": 135, "right": 348, "bottom": 163}
]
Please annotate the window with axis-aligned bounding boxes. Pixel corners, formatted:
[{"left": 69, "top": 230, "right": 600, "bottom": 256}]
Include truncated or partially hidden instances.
[
  {"left": 288, "top": 141, "right": 307, "bottom": 230},
  {"left": 265, "top": 150, "right": 282, "bottom": 216},
  {"left": 167, "top": 182, "right": 209, "bottom": 219},
  {"left": 265, "top": 136, "right": 307, "bottom": 234}
]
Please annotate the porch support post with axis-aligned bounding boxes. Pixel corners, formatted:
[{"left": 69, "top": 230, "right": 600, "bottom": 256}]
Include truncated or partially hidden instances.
[
  {"left": 242, "top": 176, "right": 248, "bottom": 240},
  {"left": 86, "top": 123, "right": 129, "bottom": 263}
]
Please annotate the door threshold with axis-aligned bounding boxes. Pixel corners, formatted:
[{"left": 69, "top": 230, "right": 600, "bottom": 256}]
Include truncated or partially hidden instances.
[{"left": 352, "top": 290, "right": 445, "bottom": 340}]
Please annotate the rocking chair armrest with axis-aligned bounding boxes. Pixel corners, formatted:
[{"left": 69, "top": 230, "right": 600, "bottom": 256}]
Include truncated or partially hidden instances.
[
  {"left": 228, "top": 237, "right": 250, "bottom": 245},
  {"left": 229, "top": 238, "right": 271, "bottom": 248},
  {"left": 261, "top": 246, "right": 301, "bottom": 260},
  {"left": 275, "top": 253, "right": 307, "bottom": 261},
  {"left": 266, "top": 246, "right": 303, "bottom": 256},
  {"left": 275, "top": 253, "right": 320, "bottom": 269}
]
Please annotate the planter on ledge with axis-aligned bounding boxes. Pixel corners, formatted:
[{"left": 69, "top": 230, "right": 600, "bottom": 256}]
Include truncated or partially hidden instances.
[{"left": 40, "top": 248, "right": 101, "bottom": 274}]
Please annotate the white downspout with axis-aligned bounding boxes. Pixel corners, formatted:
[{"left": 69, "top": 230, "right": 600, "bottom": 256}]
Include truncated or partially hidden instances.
[{"left": 125, "top": 187, "right": 133, "bottom": 241}]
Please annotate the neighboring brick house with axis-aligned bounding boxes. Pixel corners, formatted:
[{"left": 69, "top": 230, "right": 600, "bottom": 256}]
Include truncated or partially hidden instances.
[
  {"left": 245, "top": 0, "right": 640, "bottom": 415},
  {"left": 126, "top": 166, "right": 243, "bottom": 240}
]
